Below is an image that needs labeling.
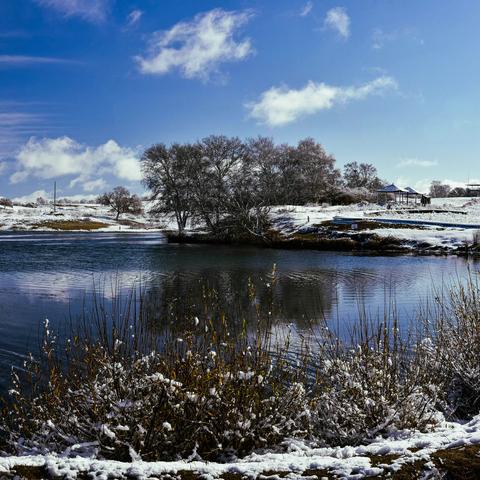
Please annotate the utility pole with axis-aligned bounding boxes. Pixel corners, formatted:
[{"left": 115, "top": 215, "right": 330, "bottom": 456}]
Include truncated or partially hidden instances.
[{"left": 53, "top": 181, "right": 57, "bottom": 213}]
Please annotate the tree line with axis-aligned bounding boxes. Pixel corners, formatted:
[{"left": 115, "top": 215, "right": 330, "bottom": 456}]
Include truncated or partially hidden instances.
[
  {"left": 141, "top": 135, "right": 383, "bottom": 238},
  {"left": 429, "top": 180, "right": 480, "bottom": 198}
]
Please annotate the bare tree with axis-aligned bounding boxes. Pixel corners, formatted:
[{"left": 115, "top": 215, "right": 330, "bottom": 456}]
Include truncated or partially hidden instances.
[
  {"left": 245, "top": 136, "right": 281, "bottom": 205},
  {"left": 429, "top": 181, "right": 451, "bottom": 198},
  {"left": 192, "top": 135, "right": 246, "bottom": 235},
  {"left": 97, "top": 186, "right": 143, "bottom": 220},
  {"left": 141, "top": 135, "right": 346, "bottom": 240},
  {"left": 343, "top": 162, "right": 383, "bottom": 191},
  {"left": 141, "top": 143, "right": 201, "bottom": 235},
  {"left": 276, "top": 138, "right": 341, "bottom": 204}
]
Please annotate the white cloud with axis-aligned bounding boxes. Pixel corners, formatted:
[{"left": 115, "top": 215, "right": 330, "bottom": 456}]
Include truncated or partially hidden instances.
[
  {"left": 397, "top": 158, "right": 438, "bottom": 168},
  {"left": 135, "top": 8, "right": 254, "bottom": 81},
  {"left": 247, "top": 76, "right": 397, "bottom": 126},
  {"left": 0, "top": 55, "right": 79, "bottom": 67},
  {"left": 11, "top": 136, "right": 142, "bottom": 189},
  {"left": 126, "top": 9, "right": 143, "bottom": 27},
  {"left": 300, "top": 1, "right": 314, "bottom": 17},
  {"left": 0, "top": 161, "right": 7, "bottom": 174},
  {"left": 82, "top": 178, "right": 107, "bottom": 192},
  {"left": 35, "top": 0, "right": 109, "bottom": 22},
  {"left": 324, "top": 7, "right": 350, "bottom": 39},
  {"left": 372, "top": 28, "right": 424, "bottom": 50},
  {"left": 12, "top": 189, "right": 50, "bottom": 203}
]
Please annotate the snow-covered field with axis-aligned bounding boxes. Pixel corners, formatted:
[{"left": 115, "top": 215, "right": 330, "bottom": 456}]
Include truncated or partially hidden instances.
[
  {"left": 271, "top": 197, "right": 480, "bottom": 250},
  {"left": 0, "top": 202, "right": 174, "bottom": 232},
  {"left": 1, "top": 414, "right": 480, "bottom": 478}
]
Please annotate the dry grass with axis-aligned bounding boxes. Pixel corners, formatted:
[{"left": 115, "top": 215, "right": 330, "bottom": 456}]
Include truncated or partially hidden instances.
[
  {"left": 31, "top": 219, "right": 108, "bottom": 231},
  {"left": 3, "top": 276, "right": 480, "bottom": 468}
]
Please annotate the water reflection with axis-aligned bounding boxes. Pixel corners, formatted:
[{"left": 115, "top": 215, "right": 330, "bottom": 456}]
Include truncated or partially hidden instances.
[{"left": 0, "top": 232, "right": 478, "bottom": 392}]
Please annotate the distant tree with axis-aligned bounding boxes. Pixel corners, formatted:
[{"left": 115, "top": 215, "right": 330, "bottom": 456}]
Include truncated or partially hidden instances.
[
  {"left": 36, "top": 197, "right": 48, "bottom": 206},
  {"left": 97, "top": 186, "right": 143, "bottom": 220},
  {"left": 192, "top": 135, "right": 246, "bottom": 235},
  {"left": 449, "top": 187, "right": 467, "bottom": 197},
  {"left": 0, "top": 197, "right": 13, "bottom": 208},
  {"left": 276, "top": 138, "right": 341, "bottom": 204},
  {"left": 245, "top": 136, "right": 281, "bottom": 205},
  {"left": 142, "top": 143, "right": 201, "bottom": 235},
  {"left": 429, "top": 181, "right": 451, "bottom": 198},
  {"left": 343, "top": 162, "right": 384, "bottom": 191}
]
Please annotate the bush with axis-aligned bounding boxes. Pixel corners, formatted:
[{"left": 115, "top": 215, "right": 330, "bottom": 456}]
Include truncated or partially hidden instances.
[
  {"left": 313, "top": 341, "right": 441, "bottom": 445},
  {"left": 1, "top": 284, "right": 311, "bottom": 461},
  {"left": 0, "top": 197, "right": 13, "bottom": 208},
  {"left": 420, "top": 277, "right": 480, "bottom": 418},
  {"left": 5, "top": 276, "right": 480, "bottom": 461},
  {"left": 331, "top": 188, "right": 375, "bottom": 206}
]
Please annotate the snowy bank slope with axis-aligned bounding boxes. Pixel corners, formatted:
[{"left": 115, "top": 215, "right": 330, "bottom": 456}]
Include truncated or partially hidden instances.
[
  {"left": 2, "top": 415, "right": 480, "bottom": 479},
  {"left": 0, "top": 202, "right": 173, "bottom": 232},
  {"left": 270, "top": 198, "right": 480, "bottom": 250}
]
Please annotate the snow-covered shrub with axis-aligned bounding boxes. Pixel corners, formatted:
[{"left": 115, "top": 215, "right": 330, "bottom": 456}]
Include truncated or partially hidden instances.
[
  {"left": 331, "top": 188, "right": 376, "bottom": 206},
  {"left": 311, "top": 323, "right": 442, "bottom": 445},
  {"left": 421, "top": 277, "right": 480, "bottom": 418},
  {"left": 1, "top": 314, "right": 311, "bottom": 461}
]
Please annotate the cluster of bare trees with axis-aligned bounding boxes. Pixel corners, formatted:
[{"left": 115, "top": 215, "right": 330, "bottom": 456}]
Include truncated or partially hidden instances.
[
  {"left": 428, "top": 181, "right": 480, "bottom": 198},
  {"left": 142, "top": 135, "right": 383, "bottom": 238}
]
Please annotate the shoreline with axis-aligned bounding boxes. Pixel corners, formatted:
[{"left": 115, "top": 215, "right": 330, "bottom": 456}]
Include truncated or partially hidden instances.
[
  {"left": 1, "top": 226, "right": 477, "bottom": 257},
  {"left": 165, "top": 229, "right": 479, "bottom": 257}
]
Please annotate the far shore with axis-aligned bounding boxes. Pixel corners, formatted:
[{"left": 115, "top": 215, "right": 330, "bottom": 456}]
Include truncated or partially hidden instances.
[{"left": 1, "top": 197, "right": 480, "bottom": 257}]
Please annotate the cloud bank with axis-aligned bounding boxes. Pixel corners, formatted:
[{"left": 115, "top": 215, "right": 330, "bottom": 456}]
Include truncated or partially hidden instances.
[
  {"left": 247, "top": 76, "right": 398, "bottom": 126},
  {"left": 135, "top": 8, "right": 254, "bottom": 81},
  {"left": 10, "top": 136, "right": 142, "bottom": 192}
]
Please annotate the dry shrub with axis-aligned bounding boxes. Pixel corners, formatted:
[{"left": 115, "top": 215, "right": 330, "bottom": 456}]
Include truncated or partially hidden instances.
[
  {"left": 0, "top": 197, "right": 13, "bottom": 208},
  {"left": 311, "top": 318, "right": 442, "bottom": 446},
  {"left": 1, "top": 283, "right": 311, "bottom": 461},
  {"left": 5, "top": 273, "right": 480, "bottom": 460},
  {"left": 420, "top": 274, "right": 480, "bottom": 418}
]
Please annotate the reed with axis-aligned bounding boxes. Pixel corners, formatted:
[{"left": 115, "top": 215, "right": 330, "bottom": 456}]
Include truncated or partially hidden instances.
[{"left": 2, "top": 271, "right": 480, "bottom": 461}]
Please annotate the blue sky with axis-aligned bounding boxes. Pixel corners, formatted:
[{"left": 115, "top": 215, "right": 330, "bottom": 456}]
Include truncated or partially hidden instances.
[{"left": 1, "top": 0, "right": 480, "bottom": 201}]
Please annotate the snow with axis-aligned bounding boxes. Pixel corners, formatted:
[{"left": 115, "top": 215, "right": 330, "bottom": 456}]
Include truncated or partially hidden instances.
[
  {"left": 2, "top": 197, "right": 480, "bottom": 251},
  {"left": 0, "top": 202, "right": 174, "bottom": 232},
  {"left": 2, "top": 415, "right": 480, "bottom": 478},
  {"left": 270, "top": 198, "right": 480, "bottom": 251}
]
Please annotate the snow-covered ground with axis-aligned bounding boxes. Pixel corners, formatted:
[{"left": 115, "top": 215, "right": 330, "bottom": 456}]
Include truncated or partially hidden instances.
[
  {"left": 0, "top": 202, "right": 176, "bottom": 232},
  {"left": 271, "top": 198, "right": 480, "bottom": 250},
  {"left": 2, "top": 198, "right": 480, "bottom": 251},
  {"left": 1, "top": 414, "right": 480, "bottom": 478}
]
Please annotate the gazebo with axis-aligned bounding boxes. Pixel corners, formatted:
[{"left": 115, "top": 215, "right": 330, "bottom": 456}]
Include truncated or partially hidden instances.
[
  {"left": 376, "top": 184, "right": 408, "bottom": 204},
  {"left": 404, "top": 186, "right": 422, "bottom": 205}
]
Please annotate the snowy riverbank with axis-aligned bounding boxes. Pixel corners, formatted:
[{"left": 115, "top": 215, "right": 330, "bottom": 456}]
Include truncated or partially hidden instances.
[
  {"left": 2, "top": 415, "right": 480, "bottom": 479},
  {"left": 2, "top": 198, "right": 480, "bottom": 253},
  {"left": 270, "top": 197, "right": 480, "bottom": 252}
]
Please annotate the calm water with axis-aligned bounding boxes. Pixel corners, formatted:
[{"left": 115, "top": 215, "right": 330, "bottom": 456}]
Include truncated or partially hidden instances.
[{"left": 0, "top": 231, "right": 478, "bottom": 392}]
